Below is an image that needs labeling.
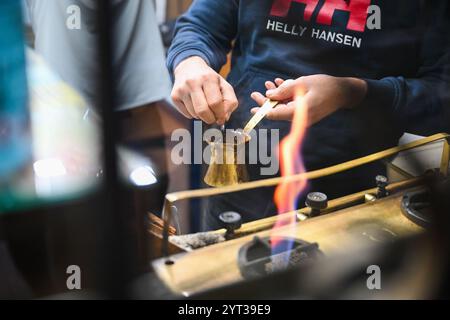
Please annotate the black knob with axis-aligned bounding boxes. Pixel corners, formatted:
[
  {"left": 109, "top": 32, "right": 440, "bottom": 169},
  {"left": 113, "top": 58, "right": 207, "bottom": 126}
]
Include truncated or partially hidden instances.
[
  {"left": 376, "top": 175, "right": 388, "bottom": 187},
  {"left": 376, "top": 175, "right": 389, "bottom": 198},
  {"left": 305, "top": 192, "right": 328, "bottom": 217},
  {"left": 219, "top": 211, "right": 242, "bottom": 239}
]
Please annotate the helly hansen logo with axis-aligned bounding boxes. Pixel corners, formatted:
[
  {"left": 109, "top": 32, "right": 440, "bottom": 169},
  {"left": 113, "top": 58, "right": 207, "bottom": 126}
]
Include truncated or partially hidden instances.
[{"left": 270, "top": 0, "right": 372, "bottom": 32}]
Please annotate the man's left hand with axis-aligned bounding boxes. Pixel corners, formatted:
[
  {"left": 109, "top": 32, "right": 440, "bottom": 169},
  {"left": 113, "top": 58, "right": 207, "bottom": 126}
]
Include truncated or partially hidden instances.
[{"left": 250, "top": 75, "right": 368, "bottom": 125}]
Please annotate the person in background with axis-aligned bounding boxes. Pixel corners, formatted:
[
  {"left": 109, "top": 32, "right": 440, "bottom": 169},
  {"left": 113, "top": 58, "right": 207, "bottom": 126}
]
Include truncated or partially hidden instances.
[
  {"left": 25, "top": 0, "right": 173, "bottom": 213},
  {"left": 168, "top": 0, "right": 450, "bottom": 230},
  {"left": 26, "top": 0, "right": 171, "bottom": 113}
]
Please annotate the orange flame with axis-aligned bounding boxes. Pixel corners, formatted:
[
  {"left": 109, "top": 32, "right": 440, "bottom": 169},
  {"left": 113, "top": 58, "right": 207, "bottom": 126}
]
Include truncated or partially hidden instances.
[{"left": 272, "top": 88, "right": 308, "bottom": 250}]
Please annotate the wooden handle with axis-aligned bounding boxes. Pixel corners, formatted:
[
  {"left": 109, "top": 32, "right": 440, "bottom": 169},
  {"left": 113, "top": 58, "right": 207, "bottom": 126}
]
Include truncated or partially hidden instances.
[{"left": 243, "top": 99, "right": 279, "bottom": 134}]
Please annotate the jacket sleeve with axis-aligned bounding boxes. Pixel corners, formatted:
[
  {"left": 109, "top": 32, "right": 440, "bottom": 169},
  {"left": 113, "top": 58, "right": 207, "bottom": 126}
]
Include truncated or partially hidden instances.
[
  {"left": 167, "top": 0, "right": 239, "bottom": 75},
  {"left": 362, "top": 1, "right": 450, "bottom": 135}
]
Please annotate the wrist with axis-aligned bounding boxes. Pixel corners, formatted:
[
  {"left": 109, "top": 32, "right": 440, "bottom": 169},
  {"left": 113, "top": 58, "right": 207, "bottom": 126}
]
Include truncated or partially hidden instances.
[
  {"left": 174, "top": 56, "right": 208, "bottom": 76},
  {"left": 342, "top": 77, "right": 368, "bottom": 109}
]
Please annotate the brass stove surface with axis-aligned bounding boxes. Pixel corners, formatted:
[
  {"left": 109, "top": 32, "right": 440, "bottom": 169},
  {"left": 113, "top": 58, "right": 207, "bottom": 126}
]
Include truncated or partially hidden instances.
[
  {"left": 153, "top": 188, "right": 425, "bottom": 296},
  {"left": 153, "top": 134, "right": 449, "bottom": 297}
]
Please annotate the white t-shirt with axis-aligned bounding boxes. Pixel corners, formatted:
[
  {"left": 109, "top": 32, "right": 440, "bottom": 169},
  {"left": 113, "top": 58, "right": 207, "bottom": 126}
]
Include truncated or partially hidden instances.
[{"left": 25, "top": 0, "right": 172, "bottom": 110}]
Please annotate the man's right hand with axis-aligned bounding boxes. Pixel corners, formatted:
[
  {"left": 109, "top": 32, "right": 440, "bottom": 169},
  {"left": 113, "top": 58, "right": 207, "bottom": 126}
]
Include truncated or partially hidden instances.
[{"left": 171, "top": 56, "right": 238, "bottom": 125}]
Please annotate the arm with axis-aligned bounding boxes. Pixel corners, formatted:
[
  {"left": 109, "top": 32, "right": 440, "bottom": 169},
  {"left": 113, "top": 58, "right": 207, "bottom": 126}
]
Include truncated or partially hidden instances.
[
  {"left": 167, "top": 0, "right": 239, "bottom": 74},
  {"left": 363, "top": 3, "right": 450, "bottom": 135},
  {"left": 167, "top": 0, "right": 239, "bottom": 125}
]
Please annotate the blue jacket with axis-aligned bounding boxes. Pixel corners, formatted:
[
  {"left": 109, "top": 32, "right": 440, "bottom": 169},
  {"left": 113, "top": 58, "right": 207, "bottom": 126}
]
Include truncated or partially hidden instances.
[{"left": 168, "top": 0, "right": 450, "bottom": 223}]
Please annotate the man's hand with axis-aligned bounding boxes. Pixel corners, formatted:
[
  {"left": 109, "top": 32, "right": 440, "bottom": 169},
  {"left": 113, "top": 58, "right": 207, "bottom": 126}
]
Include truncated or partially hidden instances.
[
  {"left": 250, "top": 75, "right": 368, "bottom": 125},
  {"left": 171, "top": 56, "right": 238, "bottom": 125}
]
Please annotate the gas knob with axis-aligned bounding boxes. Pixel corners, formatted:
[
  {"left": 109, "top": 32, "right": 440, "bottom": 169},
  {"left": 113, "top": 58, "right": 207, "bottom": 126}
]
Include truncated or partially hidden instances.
[
  {"left": 305, "top": 192, "right": 328, "bottom": 217},
  {"left": 219, "top": 211, "right": 242, "bottom": 239},
  {"left": 376, "top": 175, "right": 389, "bottom": 198}
]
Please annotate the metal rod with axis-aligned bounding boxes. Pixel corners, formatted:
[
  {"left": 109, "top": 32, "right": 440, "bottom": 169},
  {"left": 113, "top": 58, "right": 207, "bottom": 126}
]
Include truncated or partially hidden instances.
[
  {"left": 161, "top": 199, "right": 171, "bottom": 258},
  {"left": 440, "top": 137, "right": 450, "bottom": 177},
  {"left": 167, "top": 133, "right": 449, "bottom": 203}
]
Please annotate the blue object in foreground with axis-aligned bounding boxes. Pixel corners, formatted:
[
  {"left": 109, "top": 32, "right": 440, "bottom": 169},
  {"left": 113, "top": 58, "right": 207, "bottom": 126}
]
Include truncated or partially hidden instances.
[{"left": 0, "top": 0, "right": 30, "bottom": 183}]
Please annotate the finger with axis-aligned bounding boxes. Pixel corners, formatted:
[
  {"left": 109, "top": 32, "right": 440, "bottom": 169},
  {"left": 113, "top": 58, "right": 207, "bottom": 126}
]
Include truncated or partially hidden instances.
[
  {"left": 172, "top": 87, "right": 195, "bottom": 119},
  {"left": 265, "top": 103, "right": 296, "bottom": 121},
  {"left": 251, "top": 102, "right": 289, "bottom": 114},
  {"left": 173, "top": 99, "right": 193, "bottom": 119},
  {"left": 191, "top": 89, "right": 216, "bottom": 124},
  {"left": 220, "top": 78, "right": 239, "bottom": 120},
  {"left": 265, "top": 81, "right": 277, "bottom": 90},
  {"left": 203, "top": 79, "right": 226, "bottom": 125},
  {"left": 275, "top": 78, "right": 285, "bottom": 86},
  {"left": 181, "top": 95, "right": 198, "bottom": 119},
  {"left": 266, "top": 79, "right": 296, "bottom": 101},
  {"left": 250, "top": 103, "right": 288, "bottom": 115},
  {"left": 250, "top": 102, "right": 288, "bottom": 115},
  {"left": 250, "top": 92, "right": 267, "bottom": 107}
]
